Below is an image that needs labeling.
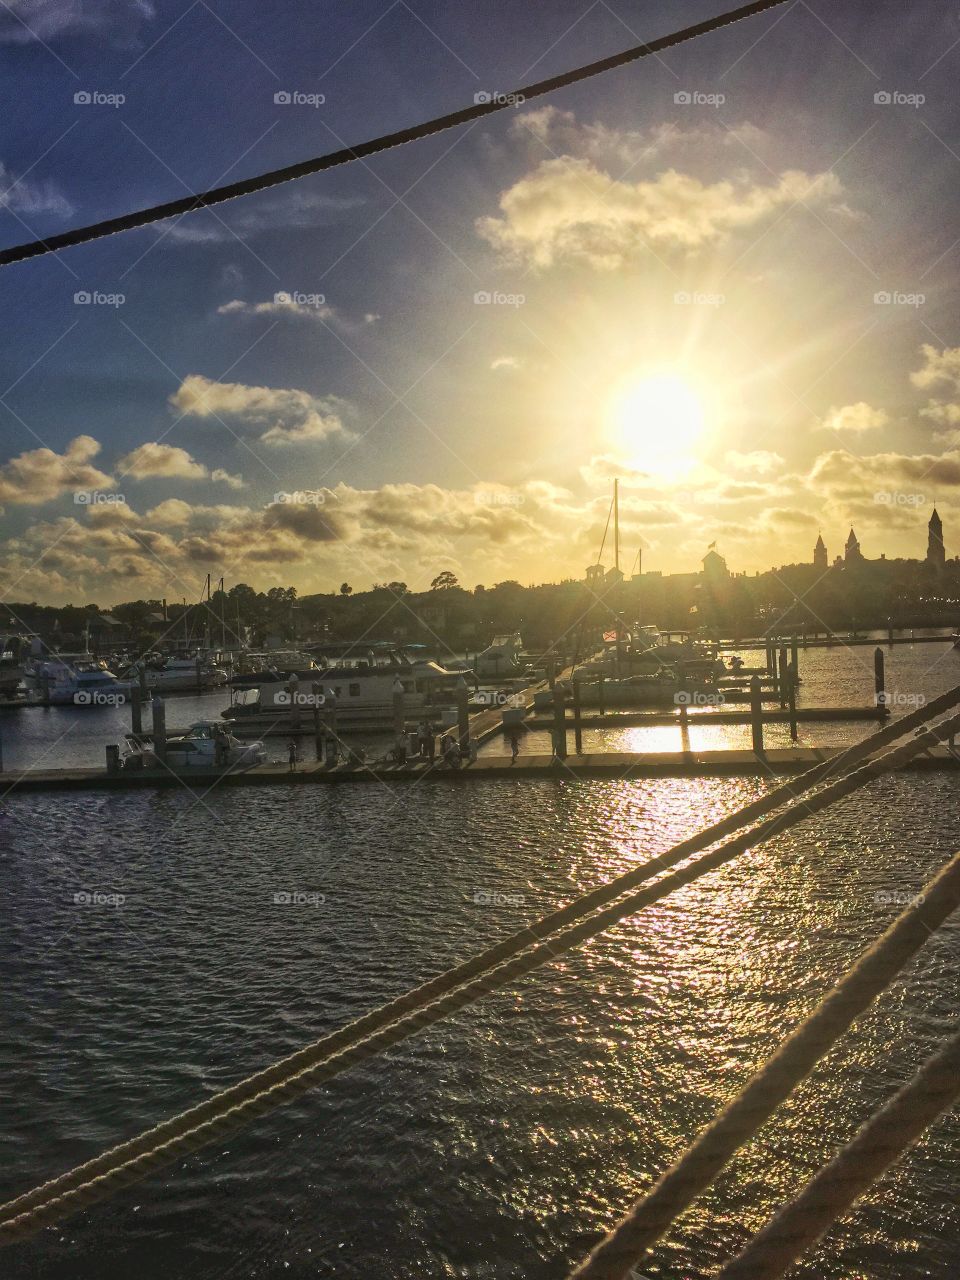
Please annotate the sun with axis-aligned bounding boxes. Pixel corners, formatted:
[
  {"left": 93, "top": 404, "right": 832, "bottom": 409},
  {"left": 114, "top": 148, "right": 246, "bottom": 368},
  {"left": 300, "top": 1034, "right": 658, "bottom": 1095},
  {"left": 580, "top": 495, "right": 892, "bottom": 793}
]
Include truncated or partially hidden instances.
[{"left": 609, "top": 373, "right": 706, "bottom": 476}]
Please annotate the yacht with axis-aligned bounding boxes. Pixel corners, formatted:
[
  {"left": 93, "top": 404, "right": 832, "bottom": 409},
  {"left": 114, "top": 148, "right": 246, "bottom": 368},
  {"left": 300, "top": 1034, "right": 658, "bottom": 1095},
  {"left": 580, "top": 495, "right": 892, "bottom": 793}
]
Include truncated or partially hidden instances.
[
  {"left": 26, "top": 657, "right": 135, "bottom": 706},
  {"left": 123, "top": 652, "right": 228, "bottom": 692},
  {"left": 222, "top": 647, "right": 473, "bottom": 732},
  {"left": 475, "top": 633, "right": 526, "bottom": 678},
  {"left": 122, "top": 721, "right": 267, "bottom": 769},
  {"left": 226, "top": 650, "right": 323, "bottom": 688}
]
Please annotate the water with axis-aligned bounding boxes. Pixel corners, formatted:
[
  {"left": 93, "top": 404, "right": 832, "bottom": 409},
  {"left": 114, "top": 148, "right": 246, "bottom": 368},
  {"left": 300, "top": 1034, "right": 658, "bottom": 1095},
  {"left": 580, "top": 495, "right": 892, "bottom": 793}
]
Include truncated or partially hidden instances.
[{"left": 1, "top": 645, "right": 959, "bottom": 1278}]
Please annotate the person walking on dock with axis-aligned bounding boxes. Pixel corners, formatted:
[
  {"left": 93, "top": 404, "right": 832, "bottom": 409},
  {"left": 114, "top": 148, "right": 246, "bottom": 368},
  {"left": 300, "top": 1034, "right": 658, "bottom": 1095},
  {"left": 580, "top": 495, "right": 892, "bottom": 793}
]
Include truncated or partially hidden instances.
[
  {"left": 508, "top": 725, "right": 521, "bottom": 763},
  {"left": 394, "top": 732, "right": 407, "bottom": 766},
  {"left": 287, "top": 739, "right": 299, "bottom": 772}
]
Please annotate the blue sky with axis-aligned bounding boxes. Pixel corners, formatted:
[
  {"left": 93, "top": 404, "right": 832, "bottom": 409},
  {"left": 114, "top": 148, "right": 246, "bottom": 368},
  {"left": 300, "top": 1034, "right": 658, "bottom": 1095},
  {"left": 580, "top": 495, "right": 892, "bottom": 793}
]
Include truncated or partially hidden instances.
[{"left": 1, "top": 0, "right": 959, "bottom": 604}]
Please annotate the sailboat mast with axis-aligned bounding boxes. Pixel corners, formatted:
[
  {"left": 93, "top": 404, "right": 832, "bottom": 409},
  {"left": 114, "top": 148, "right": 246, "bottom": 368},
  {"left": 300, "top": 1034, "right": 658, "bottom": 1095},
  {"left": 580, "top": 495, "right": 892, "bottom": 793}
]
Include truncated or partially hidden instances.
[{"left": 614, "top": 478, "right": 620, "bottom": 573}]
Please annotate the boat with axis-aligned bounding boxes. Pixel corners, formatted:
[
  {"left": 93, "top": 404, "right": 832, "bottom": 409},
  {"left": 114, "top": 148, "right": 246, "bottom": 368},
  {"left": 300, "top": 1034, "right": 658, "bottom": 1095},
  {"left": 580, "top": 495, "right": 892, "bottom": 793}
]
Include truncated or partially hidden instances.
[
  {"left": 475, "top": 633, "right": 527, "bottom": 678},
  {"left": 0, "top": 634, "right": 37, "bottom": 700},
  {"left": 122, "top": 721, "right": 267, "bottom": 769},
  {"left": 226, "top": 650, "right": 323, "bottom": 688},
  {"left": 25, "top": 657, "right": 135, "bottom": 706},
  {"left": 122, "top": 652, "right": 228, "bottom": 691},
  {"left": 222, "top": 647, "right": 473, "bottom": 732}
]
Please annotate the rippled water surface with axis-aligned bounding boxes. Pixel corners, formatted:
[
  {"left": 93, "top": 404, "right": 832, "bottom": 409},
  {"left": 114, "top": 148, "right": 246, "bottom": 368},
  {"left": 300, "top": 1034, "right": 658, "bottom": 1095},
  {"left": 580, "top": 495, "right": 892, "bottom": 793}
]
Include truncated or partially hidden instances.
[{"left": 2, "top": 642, "right": 959, "bottom": 1278}]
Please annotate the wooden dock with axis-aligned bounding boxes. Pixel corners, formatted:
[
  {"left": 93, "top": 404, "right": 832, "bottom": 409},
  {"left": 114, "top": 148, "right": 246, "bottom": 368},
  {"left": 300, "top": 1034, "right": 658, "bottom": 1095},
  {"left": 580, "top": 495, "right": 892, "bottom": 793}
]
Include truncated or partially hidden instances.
[{"left": 1, "top": 745, "right": 958, "bottom": 793}]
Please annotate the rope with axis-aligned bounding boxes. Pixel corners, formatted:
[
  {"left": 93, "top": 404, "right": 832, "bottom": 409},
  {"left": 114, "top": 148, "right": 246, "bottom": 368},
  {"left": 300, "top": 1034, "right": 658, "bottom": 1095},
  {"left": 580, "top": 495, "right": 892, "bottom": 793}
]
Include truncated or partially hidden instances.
[
  {"left": 567, "top": 850, "right": 960, "bottom": 1280},
  {"left": 717, "top": 1028, "right": 960, "bottom": 1280},
  {"left": 2, "top": 702, "right": 959, "bottom": 1243},
  {"left": 0, "top": 0, "right": 793, "bottom": 269},
  {"left": 2, "top": 684, "right": 953, "bottom": 1235}
]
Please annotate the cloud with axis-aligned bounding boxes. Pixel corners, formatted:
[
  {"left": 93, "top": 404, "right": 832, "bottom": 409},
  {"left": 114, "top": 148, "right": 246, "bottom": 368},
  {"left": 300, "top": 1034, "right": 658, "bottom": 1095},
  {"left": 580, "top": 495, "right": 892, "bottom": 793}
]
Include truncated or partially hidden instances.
[
  {"left": 816, "top": 402, "right": 889, "bottom": 434},
  {"left": 170, "top": 374, "right": 352, "bottom": 447},
  {"left": 117, "top": 442, "right": 244, "bottom": 487},
  {"left": 0, "top": 159, "right": 72, "bottom": 217},
  {"left": 162, "top": 190, "right": 364, "bottom": 243},
  {"left": 217, "top": 296, "right": 337, "bottom": 324},
  {"left": 477, "top": 156, "right": 843, "bottom": 269},
  {"left": 725, "top": 450, "right": 784, "bottom": 475},
  {"left": 490, "top": 355, "right": 523, "bottom": 372},
  {"left": 911, "top": 344, "right": 960, "bottom": 394},
  {"left": 0, "top": 436, "right": 113, "bottom": 505},
  {"left": 0, "top": 0, "right": 153, "bottom": 45}
]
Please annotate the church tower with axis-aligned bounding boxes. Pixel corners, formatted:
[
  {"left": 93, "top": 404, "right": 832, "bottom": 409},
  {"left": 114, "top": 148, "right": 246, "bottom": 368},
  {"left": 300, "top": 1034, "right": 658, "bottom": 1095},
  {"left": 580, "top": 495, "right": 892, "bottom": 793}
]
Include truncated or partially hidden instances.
[
  {"left": 927, "top": 507, "right": 946, "bottom": 568},
  {"left": 814, "top": 532, "right": 827, "bottom": 569},
  {"left": 844, "top": 528, "right": 862, "bottom": 564}
]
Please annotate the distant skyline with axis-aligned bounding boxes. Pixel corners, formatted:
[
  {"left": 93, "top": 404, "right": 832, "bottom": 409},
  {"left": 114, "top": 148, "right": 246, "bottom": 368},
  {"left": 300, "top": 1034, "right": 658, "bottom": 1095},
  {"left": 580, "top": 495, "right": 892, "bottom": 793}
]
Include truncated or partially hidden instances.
[{"left": 1, "top": 0, "right": 959, "bottom": 605}]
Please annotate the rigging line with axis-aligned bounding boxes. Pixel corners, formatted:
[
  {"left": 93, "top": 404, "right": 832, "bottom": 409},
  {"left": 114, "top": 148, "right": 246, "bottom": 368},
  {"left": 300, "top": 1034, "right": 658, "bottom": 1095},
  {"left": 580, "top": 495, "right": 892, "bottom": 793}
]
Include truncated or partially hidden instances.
[
  {"left": 4, "top": 679, "right": 955, "bottom": 1228},
  {"left": 716, "top": 1028, "right": 960, "bottom": 1280},
  {"left": 2, "top": 700, "right": 959, "bottom": 1244},
  {"left": 0, "top": 0, "right": 793, "bottom": 269},
  {"left": 568, "top": 852, "right": 960, "bottom": 1280}
]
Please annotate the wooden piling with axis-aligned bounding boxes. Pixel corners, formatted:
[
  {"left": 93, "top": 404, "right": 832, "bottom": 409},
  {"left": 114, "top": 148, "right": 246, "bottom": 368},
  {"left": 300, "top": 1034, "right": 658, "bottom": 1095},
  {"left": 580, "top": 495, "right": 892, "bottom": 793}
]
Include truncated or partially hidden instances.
[
  {"left": 105, "top": 744, "right": 120, "bottom": 775},
  {"left": 787, "top": 666, "right": 798, "bottom": 741},
  {"left": 874, "top": 647, "right": 886, "bottom": 715},
  {"left": 138, "top": 664, "right": 148, "bottom": 702},
  {"left": 195, "top": 655, "right": 203, "bottom": 692},
  {"left": 790, "top": 633, "right": 799, "bottom": 674},
  {"left": 130, "top": 685, "right": 143, "bottom": 736},
  {"left": 312, "top": 682, "right": 323, "bottom": 762},
  {"left": 553, "top": 682, "right": 568, "bottom": 760},
  {"left": 750, "top": 676, "right": 764, "bottom": 755},
  {"left": 572, "top": 678, "right": 583, "bottom": 754},
  {"left": 778, "top": 645, "right": 789, "bottom": 709},
  {"left": 151, "top": 696, "right": 166, "bottom": 765},
  {"left": 392, "top": 678, "right": 405, "bottom": 737},
  {"left": 598, "top": 673, "right": 606, "bottom": 716},
  {"left": 456, "top": 677, "right": 470, "bottom": 750}
]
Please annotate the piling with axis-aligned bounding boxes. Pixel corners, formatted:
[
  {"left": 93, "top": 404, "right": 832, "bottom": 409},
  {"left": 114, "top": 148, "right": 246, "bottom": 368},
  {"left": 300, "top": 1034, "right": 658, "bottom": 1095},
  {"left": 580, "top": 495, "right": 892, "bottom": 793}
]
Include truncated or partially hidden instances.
[
  {"left": 778, "top": 645, "right": 789, "bottom": 709},
  {"left": 547, "top": 659, "right": 556, "bottom": 691},
  {"left": 327, "top": 693, "right": 339, "bottom": 760},
  {"left": 105, "top": 744, "right": 120, "bottom": 775},
  {"left": 787, "top": 665, "right": 798, "bottom": 741},
  {"left": 312, "top": 682, "right": 323, "bottom": 762},
  {"left": 138, "top": 665, "right": 148, "bottom": 702},
  {"left": 151, "top": 696, "right": 166, "bottom": 765},
  {"left": 790, "top": 633, "right": 799, "bottom": 674},
  {"left": 750, "top": 676, "right": 764, "bottom": 755},
  {"left": 195, "top": 655, "right": 203, "bottom": 692},
  {"left": 392, "top": 678, "right": 405, "bottom": 736},
  {"left": 289, "top": 676, "right": 301, "bottom": 734},
  {"left": 875, "top": 647, "right": 886, "bottom": 715},
  {"left": 572, "top": 678, "right": 583, "bottom": 754},
  {"left": 0, "top": 712, "right": 4, "bottom": 771},
  {"left": 456, "top": 677, "right": 470, "bottom": 749},
  {"left": 553, "top": 682, "right": 568, "bottom": 760},
  {"left": 598, "top": 673, "right": 606, "bottom": 716},
  {"left": 130, "top": 685, "right": 143, "bottom": 736}
]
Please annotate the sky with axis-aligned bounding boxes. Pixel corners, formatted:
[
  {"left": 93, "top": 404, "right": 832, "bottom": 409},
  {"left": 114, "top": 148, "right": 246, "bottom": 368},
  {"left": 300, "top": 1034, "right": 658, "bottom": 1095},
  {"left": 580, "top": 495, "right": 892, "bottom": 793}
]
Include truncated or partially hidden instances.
[{"left": 1, "top": 0, "right": 959, "bottom": 607}]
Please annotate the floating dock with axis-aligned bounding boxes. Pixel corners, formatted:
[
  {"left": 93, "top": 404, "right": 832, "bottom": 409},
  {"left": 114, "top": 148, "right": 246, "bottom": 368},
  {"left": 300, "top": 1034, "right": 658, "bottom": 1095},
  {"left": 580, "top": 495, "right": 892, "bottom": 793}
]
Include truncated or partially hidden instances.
[{"left": 2, "top": 745, "right": 958, "bottom": 792}]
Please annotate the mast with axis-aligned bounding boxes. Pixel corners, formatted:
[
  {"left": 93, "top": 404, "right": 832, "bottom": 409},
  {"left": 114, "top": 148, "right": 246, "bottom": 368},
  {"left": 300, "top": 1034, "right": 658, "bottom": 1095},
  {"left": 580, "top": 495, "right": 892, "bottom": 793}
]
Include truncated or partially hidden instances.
[{"left": 614, "top": 478, "right": 620, "bottom": 573}]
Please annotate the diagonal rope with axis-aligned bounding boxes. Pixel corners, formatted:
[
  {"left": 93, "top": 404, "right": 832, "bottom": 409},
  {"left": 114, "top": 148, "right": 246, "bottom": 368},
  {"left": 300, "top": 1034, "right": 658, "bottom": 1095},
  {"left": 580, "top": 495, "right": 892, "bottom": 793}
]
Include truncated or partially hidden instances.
[
  {"left": 2, "top": 700, "right": 959, "bottom": 1244},
  {"left": 0, "top": 0, "right": 793, "bottom": 269},
  {"left": 2, "top": 684, "right": 954, "bottom": 1233},
  {"left": 716, "top": 1028, "right": 960, "bottom": 1280},
  {"left": 567, "top": 852, "right": 960, "bottom": 1280}
]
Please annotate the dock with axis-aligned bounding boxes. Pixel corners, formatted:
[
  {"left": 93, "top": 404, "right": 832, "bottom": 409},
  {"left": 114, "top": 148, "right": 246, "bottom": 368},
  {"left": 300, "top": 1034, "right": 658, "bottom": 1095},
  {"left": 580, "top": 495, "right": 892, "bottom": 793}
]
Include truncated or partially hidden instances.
[{"left": 2, "top": 745, "right": 958, "bottom": 793}]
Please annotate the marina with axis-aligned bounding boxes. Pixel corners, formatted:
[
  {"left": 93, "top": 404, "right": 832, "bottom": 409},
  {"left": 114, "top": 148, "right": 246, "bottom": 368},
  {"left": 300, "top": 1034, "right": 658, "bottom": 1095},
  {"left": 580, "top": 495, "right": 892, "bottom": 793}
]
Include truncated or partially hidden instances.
[{"left": 2, "top": 1, "right": 960, "bottom": 1277}]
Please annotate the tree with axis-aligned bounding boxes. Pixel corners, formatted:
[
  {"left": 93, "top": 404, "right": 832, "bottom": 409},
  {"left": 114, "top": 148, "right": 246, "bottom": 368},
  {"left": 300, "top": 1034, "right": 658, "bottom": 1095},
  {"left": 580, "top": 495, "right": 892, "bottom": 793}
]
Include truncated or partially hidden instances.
[
  {"left": 430, "top": 571, "right": 459, "bottom": 591},
  {"left": 340, "top": 582, "right": 353, "bottom": 596},
  {"left": 387, "top": 581, "right": 408, "bottom": 596}
]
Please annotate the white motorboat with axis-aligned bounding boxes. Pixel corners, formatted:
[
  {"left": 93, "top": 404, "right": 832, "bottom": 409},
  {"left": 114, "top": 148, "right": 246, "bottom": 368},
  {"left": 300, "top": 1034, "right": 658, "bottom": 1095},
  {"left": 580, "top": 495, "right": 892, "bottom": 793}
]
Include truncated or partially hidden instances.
[
  {"left": 475, "top": 633, "right": 526, "bottom": 678},
  {"left": 123, "top": 653, "right": 228, "bottom": 692},
  {"left": 25, "top": 657, "right": 135, "bottom": 706},
  {"left": 122, "top": 721, "right": 267, "bottom": 769}
]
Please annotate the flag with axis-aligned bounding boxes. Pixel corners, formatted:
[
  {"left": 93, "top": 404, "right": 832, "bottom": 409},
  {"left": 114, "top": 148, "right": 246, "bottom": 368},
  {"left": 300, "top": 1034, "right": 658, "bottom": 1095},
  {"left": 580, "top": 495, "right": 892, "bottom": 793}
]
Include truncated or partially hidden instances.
[{"left": 707, "top": 541, "right": 716, "bottom": 550}]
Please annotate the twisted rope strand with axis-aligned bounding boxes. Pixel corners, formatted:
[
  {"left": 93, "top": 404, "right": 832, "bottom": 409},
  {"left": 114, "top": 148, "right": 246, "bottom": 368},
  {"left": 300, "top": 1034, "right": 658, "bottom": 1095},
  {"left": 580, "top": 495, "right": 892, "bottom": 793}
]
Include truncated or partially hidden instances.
[{"left": 717, "top": 1029, "right": 960, "bottom": 1280}]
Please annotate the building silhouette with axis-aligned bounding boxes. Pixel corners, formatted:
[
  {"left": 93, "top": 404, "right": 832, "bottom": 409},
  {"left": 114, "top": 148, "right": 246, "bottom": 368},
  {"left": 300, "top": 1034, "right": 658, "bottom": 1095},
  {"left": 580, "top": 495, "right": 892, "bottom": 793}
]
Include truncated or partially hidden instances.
[
  {"left": 927, "top": 507, "right": 946, "bottom": 569},
  {"left": 814, "top": 532, "right": 827, "bottom": 570},
  {"left": 844, "top": 527, "right": 863, "bottom": 565}
]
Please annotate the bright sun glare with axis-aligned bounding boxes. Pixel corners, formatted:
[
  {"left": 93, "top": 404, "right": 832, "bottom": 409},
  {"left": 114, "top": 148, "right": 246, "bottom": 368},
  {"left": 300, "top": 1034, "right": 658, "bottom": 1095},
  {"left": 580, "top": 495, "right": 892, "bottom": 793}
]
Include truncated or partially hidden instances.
[{"left": 611, "top": 373, "right": 706, "bottom": 476}]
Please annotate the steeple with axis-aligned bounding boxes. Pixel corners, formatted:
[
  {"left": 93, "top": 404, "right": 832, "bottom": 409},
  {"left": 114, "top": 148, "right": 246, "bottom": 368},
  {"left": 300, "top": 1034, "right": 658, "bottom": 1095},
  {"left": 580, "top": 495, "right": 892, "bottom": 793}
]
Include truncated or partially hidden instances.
[
  {"left": 844, "top": 527, "right": 862, "bottom": 564},
  {"left": 814, "top": 531, "right": 827, "bottom": 569},
  {"left": 927, "top": 507, "right": 946, "bottom": 568}
]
